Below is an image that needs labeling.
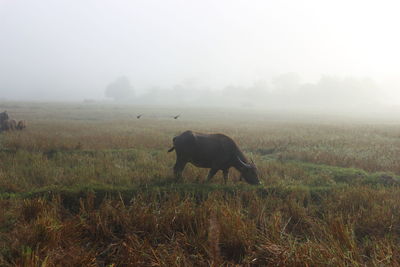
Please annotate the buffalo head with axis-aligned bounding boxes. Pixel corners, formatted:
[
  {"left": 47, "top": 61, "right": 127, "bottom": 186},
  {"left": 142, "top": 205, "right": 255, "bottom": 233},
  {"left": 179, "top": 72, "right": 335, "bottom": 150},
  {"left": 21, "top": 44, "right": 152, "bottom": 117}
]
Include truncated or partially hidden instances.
[{"left": 238, "top": 157, "right": 261, "bottom": 185}]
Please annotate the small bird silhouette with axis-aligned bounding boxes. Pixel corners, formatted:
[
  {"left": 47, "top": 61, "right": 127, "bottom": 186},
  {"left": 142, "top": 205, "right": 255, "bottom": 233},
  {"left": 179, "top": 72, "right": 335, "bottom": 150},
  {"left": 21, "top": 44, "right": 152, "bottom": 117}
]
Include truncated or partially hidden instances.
[
  {"left": 136, "top": 114, "right": 143, "bottom": 119},
  {"left": 173, "top": 114, "right": 180, "bottom": 119}
]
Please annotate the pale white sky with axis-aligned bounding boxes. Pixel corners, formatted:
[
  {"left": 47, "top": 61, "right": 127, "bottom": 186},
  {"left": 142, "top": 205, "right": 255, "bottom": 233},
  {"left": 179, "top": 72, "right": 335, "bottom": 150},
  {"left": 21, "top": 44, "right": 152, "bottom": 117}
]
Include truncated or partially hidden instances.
[{"left": 0, "top": 0, "right": 399, "bottom": 102}]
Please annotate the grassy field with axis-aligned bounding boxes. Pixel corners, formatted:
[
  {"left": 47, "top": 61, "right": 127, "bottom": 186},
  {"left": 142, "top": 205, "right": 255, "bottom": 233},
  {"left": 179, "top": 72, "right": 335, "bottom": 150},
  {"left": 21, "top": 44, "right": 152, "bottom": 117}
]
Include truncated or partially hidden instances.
[{"left": 1, "top": 102, "right": 400, "bottom": 266}]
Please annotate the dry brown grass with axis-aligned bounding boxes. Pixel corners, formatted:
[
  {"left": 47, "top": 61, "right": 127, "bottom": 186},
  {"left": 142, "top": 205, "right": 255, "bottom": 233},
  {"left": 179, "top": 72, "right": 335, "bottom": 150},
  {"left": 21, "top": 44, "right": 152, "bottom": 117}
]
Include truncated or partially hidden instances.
[
  {"left": 1, "top": 102, "right": 400, "bottom": 265},
  {"left": 1, "top": 187, "right": 400, "bottom": 266}
]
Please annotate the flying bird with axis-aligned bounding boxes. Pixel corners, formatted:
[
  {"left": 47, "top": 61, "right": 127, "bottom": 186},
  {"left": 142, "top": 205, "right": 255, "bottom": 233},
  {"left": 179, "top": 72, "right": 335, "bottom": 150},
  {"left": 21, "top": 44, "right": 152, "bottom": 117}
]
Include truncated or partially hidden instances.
[
  {"left": 136, "top": 114, "right": 143, "bottom": 119},
  {"left": 173, "top": 114, "right": 180, "bottom": 119}
]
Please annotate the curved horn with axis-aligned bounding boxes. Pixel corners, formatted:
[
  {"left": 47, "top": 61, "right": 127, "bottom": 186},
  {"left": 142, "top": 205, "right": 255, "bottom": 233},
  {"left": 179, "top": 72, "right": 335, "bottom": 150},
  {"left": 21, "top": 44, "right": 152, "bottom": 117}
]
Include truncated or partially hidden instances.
[{"left": 237, "top": 156, "right": 252, "bottom": 169}]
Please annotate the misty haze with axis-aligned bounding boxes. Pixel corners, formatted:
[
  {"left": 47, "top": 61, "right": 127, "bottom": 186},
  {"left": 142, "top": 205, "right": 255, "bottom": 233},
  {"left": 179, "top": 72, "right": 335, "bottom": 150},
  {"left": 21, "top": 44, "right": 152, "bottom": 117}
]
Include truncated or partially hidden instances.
[
  {"left": 1, "top": 1, "right": 400, "bottom": 266},
  {"left": 1, "top": 0, "right": 400, "bottom": 113}
]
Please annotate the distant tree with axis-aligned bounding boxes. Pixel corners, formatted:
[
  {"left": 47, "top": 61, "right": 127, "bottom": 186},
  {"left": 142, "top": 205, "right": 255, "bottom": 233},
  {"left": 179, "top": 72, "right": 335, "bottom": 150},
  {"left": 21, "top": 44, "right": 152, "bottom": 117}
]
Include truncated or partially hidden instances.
[
  {"left": 298, "top": 75, "right": 379, "bottom": 108},
  {"left": 105, "top": 76, "right": 134, "bottom": 101},
  {"left": 272, "top": 72, "right": 301, "bottom": 92}
]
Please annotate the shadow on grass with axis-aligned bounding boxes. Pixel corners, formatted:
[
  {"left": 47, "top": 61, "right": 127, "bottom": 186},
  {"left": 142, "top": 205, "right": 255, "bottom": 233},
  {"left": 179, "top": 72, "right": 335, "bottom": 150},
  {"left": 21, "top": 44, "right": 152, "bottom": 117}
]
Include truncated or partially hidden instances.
[
  {"left": 2, "top": 157, "right": 398, "bottom": 213},
  {"left": 4, "top": 177, "right": 339, "bottom": 213}
]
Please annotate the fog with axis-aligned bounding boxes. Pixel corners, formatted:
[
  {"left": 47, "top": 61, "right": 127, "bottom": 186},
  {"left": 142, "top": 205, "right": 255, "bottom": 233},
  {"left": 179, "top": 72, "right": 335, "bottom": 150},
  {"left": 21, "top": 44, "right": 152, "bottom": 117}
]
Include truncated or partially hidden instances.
[{"left": 1, "top": 0, "right": 400, "bottom": 111}]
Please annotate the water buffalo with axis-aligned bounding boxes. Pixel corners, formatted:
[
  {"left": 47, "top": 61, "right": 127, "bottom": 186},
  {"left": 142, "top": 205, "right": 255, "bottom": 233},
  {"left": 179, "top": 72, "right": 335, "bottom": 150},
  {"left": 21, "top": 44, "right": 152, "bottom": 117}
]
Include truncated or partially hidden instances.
[
  {"left": 0, "top": 111, "right": 11, "bottom": 131},
  {"left": 0, "top": 111, "right": 9, "bottom": 125},
  {"left": 168, "top": 130, "right": 261, "bottom": 185},
  {"left": 2, "top": 119, "right": 17, "bottom": 131}
]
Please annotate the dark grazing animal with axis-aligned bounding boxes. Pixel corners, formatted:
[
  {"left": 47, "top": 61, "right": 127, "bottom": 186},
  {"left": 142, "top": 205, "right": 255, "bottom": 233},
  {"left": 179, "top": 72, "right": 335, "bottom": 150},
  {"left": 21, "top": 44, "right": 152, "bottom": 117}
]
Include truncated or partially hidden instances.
[
  {"left": 168, "top": 130, "right": 261, "bottom": 185},
  {"left": 0, "top": 111, "right": 26, "bottom": 131},
  {"left": 0, "top": 111, "right": 9, "bottom": 127},
  {"left": 0, "top": 111, "right": 13, "bottom": 131},
  {"left": 16, "top": 120, "right": 26, "bottom": 130},
  {"left": 2, "top": 119, "right": 17, "bottom": 131}
]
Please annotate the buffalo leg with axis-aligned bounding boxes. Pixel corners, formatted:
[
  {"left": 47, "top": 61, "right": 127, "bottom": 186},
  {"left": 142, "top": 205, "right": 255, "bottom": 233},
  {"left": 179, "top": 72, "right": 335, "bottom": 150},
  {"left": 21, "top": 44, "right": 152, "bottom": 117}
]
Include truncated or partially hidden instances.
[
  {"left": 223, "top": 169, "right": 229, "bottom": 184},
  {"left": 173, "top": 159, "right": 187, "bottom": 180},
  {"left": 206, "top": 168, "right": 218, "bottom": 182}
]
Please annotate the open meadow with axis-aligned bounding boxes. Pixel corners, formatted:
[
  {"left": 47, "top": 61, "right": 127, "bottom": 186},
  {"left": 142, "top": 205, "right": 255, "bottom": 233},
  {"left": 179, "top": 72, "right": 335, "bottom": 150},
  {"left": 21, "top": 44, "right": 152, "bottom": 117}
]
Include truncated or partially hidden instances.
[{"left": 1, "top": 102, "right": 400, "bottom": 266}]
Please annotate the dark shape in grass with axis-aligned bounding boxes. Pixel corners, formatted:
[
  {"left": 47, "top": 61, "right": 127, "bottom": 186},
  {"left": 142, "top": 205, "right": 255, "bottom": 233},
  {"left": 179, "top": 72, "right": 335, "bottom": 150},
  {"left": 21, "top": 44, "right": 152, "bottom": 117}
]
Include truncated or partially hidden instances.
[{"left": 168, "top": 130, "right": 261, "bottom": 185}]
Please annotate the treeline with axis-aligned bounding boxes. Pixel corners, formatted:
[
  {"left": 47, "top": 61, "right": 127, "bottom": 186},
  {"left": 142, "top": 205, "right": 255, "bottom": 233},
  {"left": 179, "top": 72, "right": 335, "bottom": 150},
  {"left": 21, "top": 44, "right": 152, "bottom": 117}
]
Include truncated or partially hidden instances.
[{"left": 106, "top": 74, "right": 381, "bottom": 110}]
